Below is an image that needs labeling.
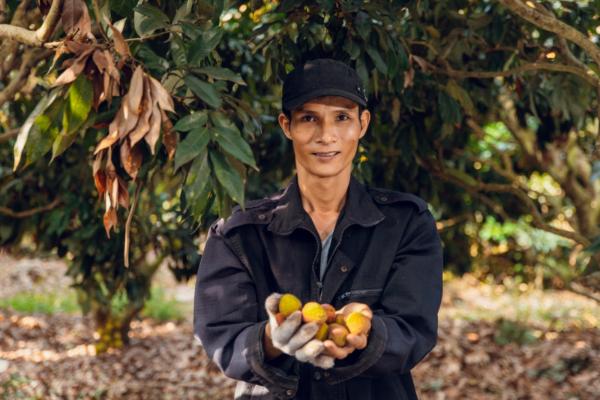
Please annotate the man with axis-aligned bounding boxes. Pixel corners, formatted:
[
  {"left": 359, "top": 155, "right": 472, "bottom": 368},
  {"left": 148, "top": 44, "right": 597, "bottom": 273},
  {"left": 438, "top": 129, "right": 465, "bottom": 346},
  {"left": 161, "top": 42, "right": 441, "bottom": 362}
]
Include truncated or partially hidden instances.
[{"left": 194, "top": 58, "right": 443, "bottom": 399}]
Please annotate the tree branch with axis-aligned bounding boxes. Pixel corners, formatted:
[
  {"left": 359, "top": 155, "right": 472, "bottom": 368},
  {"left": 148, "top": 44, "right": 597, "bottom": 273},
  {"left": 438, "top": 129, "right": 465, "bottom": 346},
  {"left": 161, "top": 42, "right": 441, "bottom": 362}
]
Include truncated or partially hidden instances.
[
  {"left": 429, "top": 59, "right": 600, "bottom": 88},
  {"left": 421, "top": 155, "right": 591, "bottom": 246},
  {"left": 0, "top": 48, "right": 53, "bottom": 108},
  {"left": 0, "top": 197, "right": 61, "bottom": 218},
  {"left": 499, "top": 0, "right": 600, "bottom": 75},
  {"left": 0, "top": 0, "right": 63, "bottom": 47}
]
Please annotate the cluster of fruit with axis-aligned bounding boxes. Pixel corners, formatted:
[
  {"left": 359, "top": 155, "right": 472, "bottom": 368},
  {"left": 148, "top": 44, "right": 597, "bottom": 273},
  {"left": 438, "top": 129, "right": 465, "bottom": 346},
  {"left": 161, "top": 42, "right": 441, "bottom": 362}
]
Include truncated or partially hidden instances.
[{"left": 277, "top": 293, "right": 371, "bottom": 346}]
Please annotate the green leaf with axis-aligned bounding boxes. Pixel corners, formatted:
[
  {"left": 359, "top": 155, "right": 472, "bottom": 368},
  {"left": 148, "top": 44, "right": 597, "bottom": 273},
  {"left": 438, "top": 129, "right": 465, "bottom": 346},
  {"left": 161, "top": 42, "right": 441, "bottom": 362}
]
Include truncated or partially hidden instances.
[
  {"left": 188, "top": 28, "right": 223, "bottom": 65},
  {"left": 174, "top": 127, "right": 210, "bottom": 171},
  {"left": 212, "top": 125, "right": 256, "bottom": 168},
  {"left": 170, "top": 34, "right": 187, "bottom": 67},
  {"left": 136, "top": 44, "right": 169, "bottom": 74},
  {"left": 445, "top": 80, "right": 476, "bottom": 116},
  {"left": 51, "top": 75, "right": 93, "bottom": 160},
  {"left": 209, "top": 149, "right": 244, "bottom": 205},
  {"left": 343, "top": 40, "right": 360, "bottom": 60},
  {"left": 366, "top": 47, "right": 387, "bottom": 75},
  {"left": 184, "top": 75, "right": 222, "bottom": 108},
  {"left": 133, "top": 4, "right": 169, "bottom": 37},
  {"left": 64, "top": 74, "right": 93, "bottom": 135},
  {"left": 192, "top": 66, "right": 245, "bottom": 86},
  {"left": 438, "top": 90, "right": 462, "bottom": 125},
  {"left": 13, "top": 88, "right": 61, "bottom": 170},
  {"left": 185, "top": 149, "right": 212, "bottom": 217},
  {"left": 174, "top": 111, "right": 208, "bottom": 132}
]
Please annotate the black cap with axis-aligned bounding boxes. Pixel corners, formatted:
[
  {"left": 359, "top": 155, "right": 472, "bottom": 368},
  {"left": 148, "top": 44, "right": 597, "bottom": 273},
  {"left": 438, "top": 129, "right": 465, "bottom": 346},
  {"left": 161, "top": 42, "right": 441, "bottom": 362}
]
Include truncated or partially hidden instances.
[{"left": 282, "top": 58, "right": 368, "bottom": 111}]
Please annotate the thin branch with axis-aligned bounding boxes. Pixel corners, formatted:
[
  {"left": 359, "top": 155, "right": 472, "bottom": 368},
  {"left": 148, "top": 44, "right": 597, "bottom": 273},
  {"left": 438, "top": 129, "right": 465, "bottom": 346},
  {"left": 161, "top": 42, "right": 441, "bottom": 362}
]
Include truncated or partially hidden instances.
[
  {"left": 36, "top": 0, "right": 63, "bottom": 42},
  {"left": 499, "top": 0, "right": 600, "bottom": 75},
  {"left": 124, "top": 182, "right": 142, "bottom": 268},
  {"left": 0, "top": 0, "right": 63, "bottom": 47},
  {"left": 429, "top": 59, "right": 600, "bottom": 88},
  {"left": 0, "top": 197, "right": 61, "bottom": 218},
  {"left": 0, "top": 48, "right": 53, "bottom": 108},
  {"left": 422, "top": 156, "right": 591, "bottom": 246},
  {"left": 568, "top": 282, "right": 600, "bottom": 304}
]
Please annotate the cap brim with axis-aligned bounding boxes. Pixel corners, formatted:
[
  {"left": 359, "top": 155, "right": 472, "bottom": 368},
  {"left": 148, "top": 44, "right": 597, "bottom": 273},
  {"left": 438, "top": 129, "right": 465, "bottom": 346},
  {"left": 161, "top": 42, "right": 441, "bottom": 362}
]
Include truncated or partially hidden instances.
[{"left": 283, "top": 88, "right": 367, "bottom": 111}]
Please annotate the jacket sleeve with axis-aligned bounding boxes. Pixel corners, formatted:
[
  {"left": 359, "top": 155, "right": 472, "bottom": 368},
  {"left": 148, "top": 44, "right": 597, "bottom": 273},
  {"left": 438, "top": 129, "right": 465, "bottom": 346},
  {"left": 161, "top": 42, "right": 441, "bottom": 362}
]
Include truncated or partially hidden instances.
[
  {"left": 325, "top": 208, "right": 443, "bottom": 384},
  {"left": 193, "top": 221, "right": 300, "bottom": 397}
]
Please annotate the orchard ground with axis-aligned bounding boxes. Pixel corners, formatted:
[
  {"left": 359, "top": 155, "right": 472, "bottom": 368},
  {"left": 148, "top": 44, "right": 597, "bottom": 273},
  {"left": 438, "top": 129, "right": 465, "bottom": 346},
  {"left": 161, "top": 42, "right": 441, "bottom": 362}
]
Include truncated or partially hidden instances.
[{"left": 0, "top": 253, "right": 599, "bottom": 399}]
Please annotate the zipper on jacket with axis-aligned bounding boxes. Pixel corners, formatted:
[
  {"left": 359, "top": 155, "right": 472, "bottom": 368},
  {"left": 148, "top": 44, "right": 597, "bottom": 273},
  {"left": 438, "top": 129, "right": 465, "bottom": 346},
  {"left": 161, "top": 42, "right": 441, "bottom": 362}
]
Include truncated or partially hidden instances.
[{"left": 302, "top": 227, "right": 324, "bottom": 302}]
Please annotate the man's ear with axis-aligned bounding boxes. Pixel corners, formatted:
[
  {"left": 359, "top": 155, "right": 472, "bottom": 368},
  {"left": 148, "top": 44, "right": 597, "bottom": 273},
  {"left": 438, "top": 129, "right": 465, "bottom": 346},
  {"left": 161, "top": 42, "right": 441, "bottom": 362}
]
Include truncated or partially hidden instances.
[
  {"left": 359, "top": 109, "right": 371, "bottom": 139},
  {"left": 278, "top": 113, "right": 292, "bottom": 140}
]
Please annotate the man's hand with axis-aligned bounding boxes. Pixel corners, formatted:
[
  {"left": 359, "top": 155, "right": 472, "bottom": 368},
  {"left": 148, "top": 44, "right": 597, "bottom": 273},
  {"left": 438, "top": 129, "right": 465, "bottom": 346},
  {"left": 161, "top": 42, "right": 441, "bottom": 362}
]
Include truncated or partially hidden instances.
[
  {"left": 264, "top": 293, "right": 322, "bottom": 358},
  {"left": 322, "top": 302, "right": 372, "bottom": 360}
]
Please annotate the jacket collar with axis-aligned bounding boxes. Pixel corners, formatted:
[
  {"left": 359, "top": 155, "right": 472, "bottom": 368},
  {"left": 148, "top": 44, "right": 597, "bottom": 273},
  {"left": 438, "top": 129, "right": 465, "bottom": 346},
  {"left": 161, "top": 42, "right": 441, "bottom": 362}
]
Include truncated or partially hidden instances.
[{"left": 267, "top": 174, "right": 385, "bottom": 236}]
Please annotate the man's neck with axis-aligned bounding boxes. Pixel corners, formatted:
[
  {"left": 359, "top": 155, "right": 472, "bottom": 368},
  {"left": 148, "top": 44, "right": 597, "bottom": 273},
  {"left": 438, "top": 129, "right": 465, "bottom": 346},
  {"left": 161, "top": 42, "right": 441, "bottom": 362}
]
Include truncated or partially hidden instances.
[{"left": 296, "top": 168, "right": 351, "bottom": 215}]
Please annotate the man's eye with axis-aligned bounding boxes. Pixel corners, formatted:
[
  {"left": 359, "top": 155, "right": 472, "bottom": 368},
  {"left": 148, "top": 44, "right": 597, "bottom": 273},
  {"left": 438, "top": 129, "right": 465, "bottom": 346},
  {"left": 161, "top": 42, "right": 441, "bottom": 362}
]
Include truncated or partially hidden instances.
[
  {"left": 300, "top": 115, "right": 316, "bottom": 122},
  {"left": 337, "top": 114, "right": 350, "bottom": 121}
]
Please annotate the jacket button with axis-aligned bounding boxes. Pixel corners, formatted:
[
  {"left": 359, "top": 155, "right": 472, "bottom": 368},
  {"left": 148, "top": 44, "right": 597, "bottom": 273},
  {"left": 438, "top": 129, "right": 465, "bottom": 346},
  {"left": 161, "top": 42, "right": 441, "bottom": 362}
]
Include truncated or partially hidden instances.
[
  {"left": 340, "top": 265, "right": 348, "bottom": 273},
  {"left": 379, "top": 196, "right": 388, "bottom": 202},
  {"left": 286, "top": 389, "right": 294, "bottom": 397},
  {"left": 313, "top": 371, "right": 322, "bottom": 380},
  {"left": 324, "top": 371, "right": 330, "bottom": 378},
  {"left": 257, "top": 213, "right": 266, "bottom": 220}
]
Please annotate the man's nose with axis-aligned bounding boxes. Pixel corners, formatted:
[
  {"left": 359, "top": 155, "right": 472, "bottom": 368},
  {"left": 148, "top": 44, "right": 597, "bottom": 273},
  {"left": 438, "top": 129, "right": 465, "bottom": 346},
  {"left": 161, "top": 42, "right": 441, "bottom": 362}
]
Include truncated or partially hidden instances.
[{"left": 315, "top": 120, "right": 337, "bottom": 143}]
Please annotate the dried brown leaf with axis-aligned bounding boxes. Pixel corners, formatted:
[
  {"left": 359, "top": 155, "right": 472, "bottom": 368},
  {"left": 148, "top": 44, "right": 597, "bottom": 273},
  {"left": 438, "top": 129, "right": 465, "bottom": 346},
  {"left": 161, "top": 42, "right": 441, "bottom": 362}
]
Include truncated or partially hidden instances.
[
  {"left": 72, "top": 3, "right": 93, "bottom": 40},
  {"left": 53, "top": 46, "right": 95, "bottom": 87},
  {"left": 53, "top": 54, "right": 88, "bottom": 86},
  {"left": 61, "top": 0, "right": 85, "bottom": 36},
  {"left": 161, "top": 110, "right": 177, "bottom": 160},
  {"left": 128, "top": 66, "right": 145, "bottom": 115},
  {"left": 145, "top": 102, "right": 161, "bottom": 155},
  {"left": 120, "top": 139, "right": 143, "bottom": 180},
  {"left": 92, "top": 50, "right": 108, "bottom": 72},
  {"left": 107, "top": 19, "right": 131, "bottom": 60},
  {"left": 103, "top": 206, "right": 117, "bottom": 238},
  {"left": 117, "top": 178, "right": 130, "bottom": 209},
  {"left": 103, "top": 50, "right": 120, "bottom": 82},
  {"left": 149, "top": 76, "right": 174, "bottom": 113},
  {"left": 94, "top": 110, "right": 122, "bottom": 154}
]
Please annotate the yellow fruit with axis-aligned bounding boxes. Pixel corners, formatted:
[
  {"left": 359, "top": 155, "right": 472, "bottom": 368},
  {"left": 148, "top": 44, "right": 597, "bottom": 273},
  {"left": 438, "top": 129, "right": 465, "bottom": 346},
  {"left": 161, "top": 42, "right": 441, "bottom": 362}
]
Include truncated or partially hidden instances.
[
  {"left": 328, "top": 323, "right": 349, "bottom": 347},
  {"left": 278, "top": 293, "right": 302, "bottom": 317},
  {"left": 321, "top": 304, "right": 336, "bottom": 323},
  {"left": 335, "top": 314, "right": 346, "bottom": 326},
  {"left": 345, "top": 312, "right": 371, "bottom": 335},
  {"left": 275, "top": 312, "right": 286, "bottom": 325},
  {"left": 314, "top": 323, "right": 329, "bottom": 341},
  {"left": 301, "top": 302, "right": 327, "bottom": 324}
]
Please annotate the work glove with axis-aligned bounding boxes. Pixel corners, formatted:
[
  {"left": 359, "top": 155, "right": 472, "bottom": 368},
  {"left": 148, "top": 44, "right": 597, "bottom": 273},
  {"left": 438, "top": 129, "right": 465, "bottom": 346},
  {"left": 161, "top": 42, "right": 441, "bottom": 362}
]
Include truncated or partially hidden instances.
[{"left": 265, "top": 293, "right": 335, "bottom": 369}]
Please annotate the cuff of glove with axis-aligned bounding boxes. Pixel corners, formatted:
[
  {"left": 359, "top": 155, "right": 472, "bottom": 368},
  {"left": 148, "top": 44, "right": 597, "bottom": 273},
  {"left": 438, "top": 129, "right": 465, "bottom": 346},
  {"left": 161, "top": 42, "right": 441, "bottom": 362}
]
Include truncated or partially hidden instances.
[
  {"left": 244, "top": 320, "right": 300, "bottom": 398},
  {"left": 323, "top": 315, "right": 387, "bottom": 385}
]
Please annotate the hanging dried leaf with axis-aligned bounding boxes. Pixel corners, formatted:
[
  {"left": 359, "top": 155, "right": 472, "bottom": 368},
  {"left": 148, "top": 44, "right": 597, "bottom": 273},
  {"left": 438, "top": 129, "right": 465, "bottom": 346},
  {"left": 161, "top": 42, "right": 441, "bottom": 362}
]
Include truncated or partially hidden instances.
[
  {"left": 120, "top": 139, "right": 143, "bottom": 179},
  {"left": 145, "top": 102, "right": 161, "bottom": 154},
  {"left": 92, "top": 152, "right": 106, "bottom": 196},
  {"left": 128, "top": 66, "right": 145, "bottom": 115},
  {"left": 129, "top": 90, "right": 153, "bottom": 145},
  {"left": 161, "top": 110, "right": 177, "bottom": 160},
  {"left": 103, "top": 206, "right": 117, "bottom": 237},
  {"left": 61, "top": 0, "right": 85, "bottom": 36},
  {"left": 149, "top": 76, "right": 175, "bottom": 113},
  {"left": 95, "top": 109, "right": 123, "bottom": 153},
  {"left": 71, "top": 3, "right": 93, "bottom": 40},
  {"left": 53, "top": 52, "right": 90, "bottom": 86},
  {"left": 117, "top": 177, "right": 130, "bottom": 208},
  {"left": 106, "top": 18, "right": 132, "bottom": 60}
]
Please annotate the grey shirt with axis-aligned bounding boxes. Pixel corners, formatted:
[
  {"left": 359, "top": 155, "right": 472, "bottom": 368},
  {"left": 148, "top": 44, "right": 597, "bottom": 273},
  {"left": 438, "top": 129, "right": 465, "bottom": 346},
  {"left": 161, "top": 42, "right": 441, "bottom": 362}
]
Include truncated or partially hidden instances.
[{"left": 319, "top": 231, "right": 334, "bottom": 280}]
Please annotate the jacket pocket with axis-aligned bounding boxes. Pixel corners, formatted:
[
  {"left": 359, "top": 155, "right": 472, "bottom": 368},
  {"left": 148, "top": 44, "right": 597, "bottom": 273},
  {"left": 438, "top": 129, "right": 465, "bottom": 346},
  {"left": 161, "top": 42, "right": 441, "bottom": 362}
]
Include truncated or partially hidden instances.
[{"left": 337, "top": 288, "right": 383, "bottom": 302}]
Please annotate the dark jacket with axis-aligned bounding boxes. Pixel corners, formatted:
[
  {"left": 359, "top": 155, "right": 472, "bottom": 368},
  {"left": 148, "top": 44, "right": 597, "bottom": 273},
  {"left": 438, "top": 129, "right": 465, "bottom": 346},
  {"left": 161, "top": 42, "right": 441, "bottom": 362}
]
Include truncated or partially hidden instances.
[{"left": 194, "top": 175, "right": 443, "bottom": 399}]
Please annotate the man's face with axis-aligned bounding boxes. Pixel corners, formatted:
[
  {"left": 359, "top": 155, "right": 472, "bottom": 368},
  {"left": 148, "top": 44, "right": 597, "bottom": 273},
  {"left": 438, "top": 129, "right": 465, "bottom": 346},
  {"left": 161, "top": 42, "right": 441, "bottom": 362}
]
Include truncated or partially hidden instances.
[{"left": 278, "top": 96, "right": 371, "bottom": 179}]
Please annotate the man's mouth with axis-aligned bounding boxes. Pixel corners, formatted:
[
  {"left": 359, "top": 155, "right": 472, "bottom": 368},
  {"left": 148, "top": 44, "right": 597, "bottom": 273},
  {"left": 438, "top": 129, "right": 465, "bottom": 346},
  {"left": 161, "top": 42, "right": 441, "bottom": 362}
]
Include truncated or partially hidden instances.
[{"left": 312, "top": 151, "right": 340, "bottom": 158}]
